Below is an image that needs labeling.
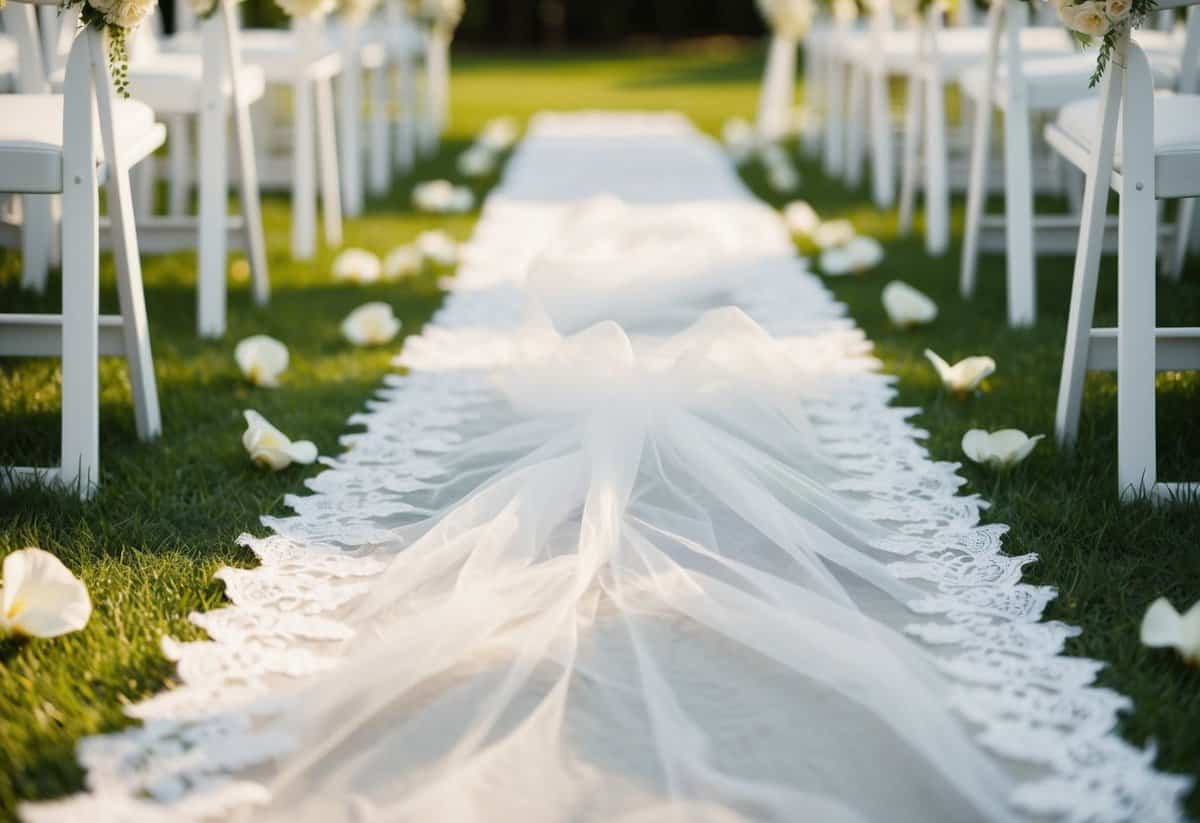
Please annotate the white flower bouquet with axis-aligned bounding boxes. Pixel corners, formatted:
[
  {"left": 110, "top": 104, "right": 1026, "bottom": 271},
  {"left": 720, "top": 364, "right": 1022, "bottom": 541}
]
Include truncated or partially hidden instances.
[
  {"left": 406, "top": 0, "right": 464, "bottom": 29},
  {"left": 1049, "top": 0, "right": 1149, "bottom": 84}
]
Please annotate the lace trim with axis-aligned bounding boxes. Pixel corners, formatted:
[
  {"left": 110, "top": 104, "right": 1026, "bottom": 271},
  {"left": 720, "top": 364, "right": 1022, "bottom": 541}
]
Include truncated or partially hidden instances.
[{"left": 22, "top": 114, "right": 1190, "bottom": 823}]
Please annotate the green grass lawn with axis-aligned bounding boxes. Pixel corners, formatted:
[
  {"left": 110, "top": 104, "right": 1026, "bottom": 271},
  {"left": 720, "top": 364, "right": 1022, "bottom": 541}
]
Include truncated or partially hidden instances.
[{"left": 2, "top": 42, "right": 1199, "bottom": 821}]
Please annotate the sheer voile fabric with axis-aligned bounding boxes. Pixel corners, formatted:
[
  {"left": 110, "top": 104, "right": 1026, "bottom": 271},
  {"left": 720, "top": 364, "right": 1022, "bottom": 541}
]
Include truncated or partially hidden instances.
[{"left": 24, "top": 113, "right": 1189, "bottom": 823}]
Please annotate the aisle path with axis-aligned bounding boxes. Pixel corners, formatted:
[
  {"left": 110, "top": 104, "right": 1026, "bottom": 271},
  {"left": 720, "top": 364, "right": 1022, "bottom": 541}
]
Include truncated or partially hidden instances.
[{"left": 27, "top": 113, "right": 1188, "bottom": 822}]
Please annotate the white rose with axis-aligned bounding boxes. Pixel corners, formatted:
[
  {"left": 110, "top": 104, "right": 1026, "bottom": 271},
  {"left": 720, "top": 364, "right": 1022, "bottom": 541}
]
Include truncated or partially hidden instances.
[
  {"left": 1104, "top": 0, "right": 1131, "bottom": 21},
  {"left": 1070, "top": 2, "right": 1110, "bottom": 36}
]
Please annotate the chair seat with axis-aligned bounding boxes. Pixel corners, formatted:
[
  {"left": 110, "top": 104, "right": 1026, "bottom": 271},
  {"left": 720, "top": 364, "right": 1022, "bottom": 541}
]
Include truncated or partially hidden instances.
[
  {"left": 960, "top": 48, "right": 1178, "bottom": 111},
  {"left": 168, "top": 29, "right": 342, "bottom": 82},
  {"left": 1051, "top": 93, "right": 1200, "bottom": 199},
  {"left": 0, "top": 95, "right": 165, "bottom": 193},
  {"left": 848, "top": 25, "right": 1073, "bottom": 73},
  {"left": 127, "top": 53, "right": 267, "bottom": 115}
]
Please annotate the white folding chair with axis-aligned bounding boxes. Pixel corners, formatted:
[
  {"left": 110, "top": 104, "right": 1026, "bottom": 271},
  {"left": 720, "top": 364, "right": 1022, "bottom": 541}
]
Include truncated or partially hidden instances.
[
  {"left": 329, "top": 8, "right": 393, "bottom": 215},
  {"left": 0, "top": 0, "right": 165, "bottom": 498},
  {"left": 959, "top": 0, "right": 1186, "bottom": 326},
  {"left": 896, "top": 6, "right": 1074, "bottom": 256},
  {"left": 168, "top": 16, "right": 344, "bottom": 261},
  {"left": 383, "top": 0, "right": 426, "bottom": 173},
  {"left": 1047, "top": 3, "right": 1200, "bottom": 500}
]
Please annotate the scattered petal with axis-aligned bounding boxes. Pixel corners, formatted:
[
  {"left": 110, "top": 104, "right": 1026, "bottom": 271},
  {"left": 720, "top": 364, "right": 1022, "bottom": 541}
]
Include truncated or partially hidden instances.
[
  {"left": 812, "top": 219, "right": 855, "bottom": 249},
  {"left": 766, "top": 162, "right": 801, "bottom": 192},
  {"left": 332, "top": 248, "right": 382, "bottom": 285},
  {"left": 383, "top": 245, "right": 424, "bottom": 280},
  {"left": 234, "top": 335, "right": 289, "bottom": 387},
  {"left": 961, "top": 428, "right": 1043, "bottom": 470},
  {"left": 925, "top": 349, "right": 996, "bottom": 394},
  {"left": 413, "top": 180, "right": 475, "bottom": 214},
  {"left": 882, "top": 280, "right": 937, "bottom": 328},
  {"left": 783, "top": 200, "right": 820, "bottom": 236},
  {"left": 415, "top": 230, "right": 459, "bottom": 267},
  {"left": 722, "top": 117, "right": 757, "bottom": 164},
  {"left": 342, "top": 302, "right": 402, "bottom": 347},
  {"left": 458, "top": 145, "right": 498, "bottom": 178},
  {"left": 1141, "top": 598, "right": 1200, "bottom": 664},
  {"left": 477, "top": 117, "right": 520, "bottom": 152},
  {"left": 242, "top": 410, "right": 318, "bottom": 472},
  {"left": 0, "top": 548, "right": 91, "bottom": 639}
]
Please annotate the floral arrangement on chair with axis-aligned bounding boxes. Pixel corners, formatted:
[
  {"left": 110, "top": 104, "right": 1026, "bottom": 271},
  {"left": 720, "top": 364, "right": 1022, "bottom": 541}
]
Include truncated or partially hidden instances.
[
  {"left": 407, "top": 0, "right": 464, "bottom": 30},
  {"left": 1050, "top": 0, "right": 1151, "bottom": 84},
  {"left": 32, "top": 0, "right": 157, "bottom": 94},
  {"left": 756, "top": 0, "right": 817, "bottom": 37},
  {"left": 339, "top": 0, "right": 380, "bottom": 24}
]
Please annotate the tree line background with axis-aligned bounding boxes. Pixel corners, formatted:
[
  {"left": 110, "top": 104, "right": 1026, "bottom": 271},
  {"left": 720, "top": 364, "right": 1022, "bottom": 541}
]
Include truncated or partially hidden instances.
[{"left": 236, "top": 0, "right": 770, "bottom": 45}]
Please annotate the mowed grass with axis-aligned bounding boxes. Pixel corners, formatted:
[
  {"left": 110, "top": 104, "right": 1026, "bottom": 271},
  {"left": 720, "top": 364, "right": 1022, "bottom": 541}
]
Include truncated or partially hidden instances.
[{"left": 1, "top": 41, "right": 1199, "bottom": 820}]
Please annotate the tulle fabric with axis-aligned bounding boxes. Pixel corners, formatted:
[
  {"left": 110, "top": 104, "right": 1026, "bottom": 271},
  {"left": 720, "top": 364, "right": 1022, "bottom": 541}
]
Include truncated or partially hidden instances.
[{"left": 209, "top": 298, "right": 1027, "bottom": 823}]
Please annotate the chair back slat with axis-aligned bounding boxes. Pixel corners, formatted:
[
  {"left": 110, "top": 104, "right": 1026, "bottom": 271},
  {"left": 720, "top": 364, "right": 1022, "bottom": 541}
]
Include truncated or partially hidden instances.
[{"left": 0, "top": 3, "right": 48, "bottom": 92}]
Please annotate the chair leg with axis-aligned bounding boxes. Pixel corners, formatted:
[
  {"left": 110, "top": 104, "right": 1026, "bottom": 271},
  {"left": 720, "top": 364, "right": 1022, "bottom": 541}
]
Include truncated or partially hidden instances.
[
  {"left": 233, "top": 92, "right": 269, "bottom": 307},
  {"left": 1003, "top": 100, "right": 1037, "bottom": 327},
  {"left": 845, "top": 64, "right": 865, "bottom": 187},
  {"left": 394, "top": 53, "right": 417, "bottom": 173},
  {"left": 368, "top": 62, "right": 391, "bottom": 196},
  {"left": 898, "top": 70, "right": 923, "bottom": 238},
  {"left": 961, "top": 0, "right": 1003, "bottom": 300},
  {"left": 106, "top": 158, "right": 162, "bottom": 443},
  {"left": 167, "top": 114, "right": 191, "bottom": 218},
  {"left": 1055, "top": 65, "right": 1122, "bottom": 449},
  {"left": 869, "top": 67, "right": 895, "bottom": 208},
  {"left": 923, "top": 70, "right": 948, "bottom": 256},
  {"left": 823, "top": 55, "right": 845, "bottom": 176},
  {"left": 338, "top": 54, "right": 364, "bottom": 218},
  {"left": 315, "top": 76, "right": 344, "bottom": 249},
  {"left": 131, "top": 158, "right": 154, "bottom": 219},
  {"left": 1116, "top": 44, "right": 1159, "bottom": 499},
  {"left": 19, "top": 194, "right": 53, "bottom": 294},
  {"left": 198, "top": 24, "right": 229, "bottom": 339},
  {"left": 802, "top": 42, "right": 823, "bottom": 157},
  {"left": 59, "top": 53, "right": 101, "bottom": 497},
  {"left": 960, "top": 90, "right": 992, "bottom": 299},
  {"left": 291, "top": 77, "right": 317, "bottom": 261}
]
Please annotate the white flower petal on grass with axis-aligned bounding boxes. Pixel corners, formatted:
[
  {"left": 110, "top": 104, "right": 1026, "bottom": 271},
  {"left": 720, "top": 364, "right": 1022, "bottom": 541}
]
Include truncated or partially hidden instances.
[
  {"left": 478, "top": 117, "right": 519, "bottom": 152},
  {"left": 416, "top": 230, "right": 459, "bottom": 267},
  {"left": 961, "top": 428, "right": 1044, "bottom": 470},
  {"left": 342, "top": 302, "right": 402, "bottom": 347},
  {"left": 767, "top": 162, "right": 801, "bottom": 193},
  {"left": 0, "top": 548, "right": 91, "bottom": 639},
  {"left": 843, "top": 236, "right": 883, "bottom": 272},
  {"left": 812, "top": 219, "right": 855, "bottom": 249},
  {"left": 1141, "top": 598, "right": 1200, "bottom": 665},
  {"left": 413, "top": 180, "right": 475, "bottom": 214},
  {"left": 234, "top": 335, "right": 289, "bottom": 387},
  {"left": 925, "top": 349, "right": 996, "bottom": 394},
  {"left": 383, "top": 245, "right": 424, "bottom": 280},
  {"left": 242, "top": 410, "right": 318, "bottom": 472},
  {"left": 458, "top": 145, "right": 498, "bottom": 178},
  {"left": 783, "top": 200, "right": 820, "bottom": 237},
  {"left": 820, "top": 247, "right": 853, "bottom": 276},
  {"left": 722, "top": 117, "right": 757, "bottom": 164},
  {"left": 882, "top": 280, "right": 938, "bottom": 328},
  {"left": 332, "top": 248, "right": 382, "bottom": 285},
  {"left": 759, "top": 142, "right": 791, "bottom": 172}
]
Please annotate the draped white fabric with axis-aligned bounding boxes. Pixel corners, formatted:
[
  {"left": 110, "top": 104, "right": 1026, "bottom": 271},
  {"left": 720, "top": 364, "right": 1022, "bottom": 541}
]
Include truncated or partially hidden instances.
[{"left": 25, "top": 113, "right": 1189, "bottom": 823}]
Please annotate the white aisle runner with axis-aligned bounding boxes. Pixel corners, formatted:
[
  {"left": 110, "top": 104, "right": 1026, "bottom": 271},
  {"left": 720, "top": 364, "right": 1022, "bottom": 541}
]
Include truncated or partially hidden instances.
[{"left": 27, "top": 113, "right": 1188, "bottom": 823}]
